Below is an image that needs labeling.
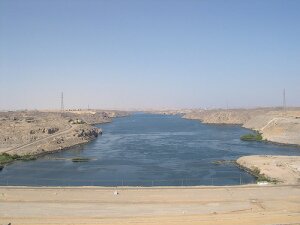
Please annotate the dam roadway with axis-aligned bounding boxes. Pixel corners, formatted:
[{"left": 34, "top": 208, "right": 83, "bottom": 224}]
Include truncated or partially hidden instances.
[{"left": 1, "top": 185, "right": 300, "bottom": 225}]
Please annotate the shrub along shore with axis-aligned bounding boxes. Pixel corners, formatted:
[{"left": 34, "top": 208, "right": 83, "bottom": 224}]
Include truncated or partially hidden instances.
[{"left": 240, "top": 133, "right": 263, "bottom": 141}]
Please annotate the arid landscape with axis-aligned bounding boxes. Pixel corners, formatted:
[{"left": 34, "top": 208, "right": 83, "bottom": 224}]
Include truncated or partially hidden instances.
[
  {"left": 1, "top": 108, "right": 300, "bottom": 185},
  {"left": 1, "top": 185, "right": 300, "bottom": 225},
  {"left": 0, "top": 110, "right": 128, "bottom": 156},
  {"left": 1, "top": 108, "right": 300, "bottom": 225},
  {"left": 153, "top": 108, "right": 300, "bottom": 185},
  {"left": 237, "top": 155, "right": 300, "bottom": 184},
  {"left": 182, "top": 108, "right": 300, "bottom": 146},
  {"left": 1, "top": 0, "right": 300, "bottom": 224}
]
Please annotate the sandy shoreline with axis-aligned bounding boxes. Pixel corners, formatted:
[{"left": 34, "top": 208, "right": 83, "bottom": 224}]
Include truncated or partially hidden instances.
[
  {"left": 1, "top": 185, "right": 300, "bottom": 224},
  {"left": 236, "top": 155, "right": 300, "bottom": 185},
  {"left": 149, "top": 109, "right": 300, "bottom": 186},
  {"left": 1, "top": 109, "right": 300, "bottom": 224},
  {"left": 151, "top": 108, "right": 300, "bottom": 146}
]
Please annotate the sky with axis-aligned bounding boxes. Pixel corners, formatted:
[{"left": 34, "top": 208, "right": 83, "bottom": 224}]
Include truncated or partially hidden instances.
[{"left": 0, "top": 0, "right": 300, "bottom": 110}]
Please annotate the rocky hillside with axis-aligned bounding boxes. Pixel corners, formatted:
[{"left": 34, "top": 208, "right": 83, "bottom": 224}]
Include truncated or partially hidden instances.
[
  {"left": 64, "top": 110, "right": 129, "bottom": 125},
  {"left": 182, "top": 108, "right": 300, "bottom": 146},
  {"left": 182, "top": 108, "right": 276, "bottom": 124},
  {"left": 243, "top": 110, "right": 300, "bottom": 145},
  {"left": 0, "top": 110, "right": 128, "bottom": 156}
]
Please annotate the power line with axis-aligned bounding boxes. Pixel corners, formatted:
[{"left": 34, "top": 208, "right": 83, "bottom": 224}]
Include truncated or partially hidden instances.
[
  {"left": 61, "top": 92, "right": 64, "bottom": 112},
  {"left": 283, "top": 88, "right": 286, "bottom": 110}
]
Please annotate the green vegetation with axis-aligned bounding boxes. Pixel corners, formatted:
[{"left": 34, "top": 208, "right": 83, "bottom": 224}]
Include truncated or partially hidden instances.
[
  {"left": 0, "top": 153, "right": 37, "bottom": 166},
  {"left": 251, "top": 167, "right": 279, "bottom": 184},
  {"left": 0, "top": 153, "right": 18, "bottom": 165},
  {"left": 212, "top": 160, "right": 235, "bottom": 165},
  {"left": 71, "top": 157, "right": 90, "bottom": 162},
  {"left": 240, "top": 133, "right": 263, "bottom": 141},
  {"left": 235, "top": 162, "right": 280, "bottom": 184}
]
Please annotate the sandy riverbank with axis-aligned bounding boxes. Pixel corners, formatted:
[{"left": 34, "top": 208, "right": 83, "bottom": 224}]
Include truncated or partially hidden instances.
[
  {"left": 154, "top": 108, "right": 300, "bottom": 146},
  {"left": 150, "top": 109, "right": 300, "bottom": 184},
  {"left": 237, "top": 155, "right": 300, "bottom": 185},
  {"left": 191, "top": 108, "right": 300, "bottom": 145},
  {"left": 1, "top": 185, "right": 299, "bottom": 225}
]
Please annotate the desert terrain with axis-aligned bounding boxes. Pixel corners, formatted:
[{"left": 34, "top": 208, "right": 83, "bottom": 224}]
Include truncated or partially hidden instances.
[
  {"left": 1, "top": 108, "right": 300, "bottom": 225},
  {"left": 0, "top": 110, "right": 128, "bottom": 157},
  {"left": 151, "top": 108, "right": 300, "bottom": 185},
  {"left": 181, "top": 107, "right": 300, "bottom": 146},
  {"left": 1, "top": 185, "right": 300, "bottom": 225},
  {"left": 237, "top": 155, "right": 300, "bottom": 184}
]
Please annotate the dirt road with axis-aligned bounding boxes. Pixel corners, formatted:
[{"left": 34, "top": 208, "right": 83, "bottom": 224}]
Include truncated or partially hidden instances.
[
  {"left": 1, "top": 185, "right": 299, "bottom": 225},
  {"left": 3, "top": 124, "right": 73, "bottom": 154}
]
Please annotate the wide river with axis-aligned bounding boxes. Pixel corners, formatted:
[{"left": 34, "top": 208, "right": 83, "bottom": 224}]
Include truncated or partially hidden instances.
[{"left": 1, "top": 113, "right": 300, "bottom": 186}]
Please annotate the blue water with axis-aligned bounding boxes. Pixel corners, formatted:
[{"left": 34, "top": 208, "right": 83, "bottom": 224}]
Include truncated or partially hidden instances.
[{"left": 1, "top": 114, "right": 299, "bottom": 186}]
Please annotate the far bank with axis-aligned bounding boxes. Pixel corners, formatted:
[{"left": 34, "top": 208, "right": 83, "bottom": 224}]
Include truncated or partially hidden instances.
[{"left": 0, "top": 110, "right": 130, "bottom": 166}]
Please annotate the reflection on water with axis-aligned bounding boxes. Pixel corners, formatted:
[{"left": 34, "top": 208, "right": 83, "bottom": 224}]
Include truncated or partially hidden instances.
[{"left": 1, "top": 114, "right": 299, "bottom": 186}]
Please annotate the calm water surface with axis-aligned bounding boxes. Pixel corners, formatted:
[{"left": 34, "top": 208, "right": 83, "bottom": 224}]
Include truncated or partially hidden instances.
[{"left": 1, "top": 114, "right": 300, "bottom": 186}]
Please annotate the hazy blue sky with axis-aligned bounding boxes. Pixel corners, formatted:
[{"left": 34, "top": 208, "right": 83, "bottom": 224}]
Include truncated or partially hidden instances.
[{"left": 1, "top": 0, "right": 300, "bottom": 110}]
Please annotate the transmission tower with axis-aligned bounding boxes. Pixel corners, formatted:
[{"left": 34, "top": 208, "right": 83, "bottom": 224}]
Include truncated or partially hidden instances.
[
  {"left": 61, "top": 92, "right": 64, "bottom": 112},
  {"left": 283, "top": 88, "right": 286, "bottom": 111}
]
